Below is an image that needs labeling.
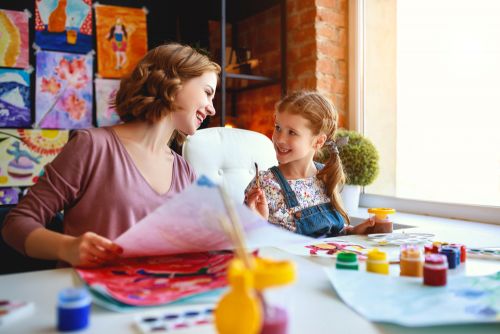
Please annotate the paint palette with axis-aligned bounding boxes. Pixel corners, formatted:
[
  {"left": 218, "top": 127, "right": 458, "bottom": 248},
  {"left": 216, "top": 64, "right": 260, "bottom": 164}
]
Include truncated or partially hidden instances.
[
  {"left": 0, "top": 300, "right": 34, "bottom": 328},
  {"left": 134, "top": 306, "right": 214, "bottom": 333},
  {"left": 467, "top": 247, "right": 500, "bottom": 261},
  {"left": 367, "top": 233, "right": 435, "bottom": 245}
]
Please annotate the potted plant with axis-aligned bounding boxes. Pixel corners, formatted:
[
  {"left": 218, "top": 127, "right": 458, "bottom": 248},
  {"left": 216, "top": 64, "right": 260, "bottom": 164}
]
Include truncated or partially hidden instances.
[{"left": 316, "top": 129, "right": 379, "bottom": 213}]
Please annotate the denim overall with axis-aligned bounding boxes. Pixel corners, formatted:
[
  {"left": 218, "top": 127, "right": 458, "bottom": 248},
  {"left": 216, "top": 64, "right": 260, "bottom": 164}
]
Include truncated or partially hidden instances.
[{"left": 270, "top": 164, "right": 345, "bottom": 238}]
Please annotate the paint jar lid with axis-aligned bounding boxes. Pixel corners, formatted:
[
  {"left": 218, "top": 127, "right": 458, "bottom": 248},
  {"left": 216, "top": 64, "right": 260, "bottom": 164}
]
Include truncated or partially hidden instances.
[
  {"left": 58, "top": 287, "right": 91, "bottom": 309},
  {"left": 337, "top": 252, "right": 358, "bottom": 263},
  {"left": 425, "top": 254, "right": 447, "bottom": 264},
  {"left": 400, "top": 245, "right": 420, "bottom": 259},
  {"left": 367, "top": 248, "right": 387, "bottom": 261}
]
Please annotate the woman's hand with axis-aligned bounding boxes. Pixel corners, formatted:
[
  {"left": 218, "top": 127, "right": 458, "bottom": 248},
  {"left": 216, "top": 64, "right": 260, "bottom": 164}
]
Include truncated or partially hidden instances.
[
  {"left": 61, "top": 232, "right": 123, "bottom": 267},
  {"left": 245, "top": 187, "right": 269, "bottom": 220},
  {"left": 345, "top": 218, "right": 375, "bottom": 235}
]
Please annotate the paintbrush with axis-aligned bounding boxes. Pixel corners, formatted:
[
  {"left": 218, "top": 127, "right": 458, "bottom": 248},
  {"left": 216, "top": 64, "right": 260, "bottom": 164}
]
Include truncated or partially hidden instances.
[
  {"left": 254, "top": 162, "right": 260, "bottom": 188},
  {"left": 218, "top": 185, "right": 253, "bottom": 269}
]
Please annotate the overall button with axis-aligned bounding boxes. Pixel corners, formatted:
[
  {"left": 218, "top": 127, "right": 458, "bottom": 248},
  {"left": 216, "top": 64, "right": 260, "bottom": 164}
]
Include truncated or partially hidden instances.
[{"left": 294, "top": 212, "right": 302, "bottom": 219}]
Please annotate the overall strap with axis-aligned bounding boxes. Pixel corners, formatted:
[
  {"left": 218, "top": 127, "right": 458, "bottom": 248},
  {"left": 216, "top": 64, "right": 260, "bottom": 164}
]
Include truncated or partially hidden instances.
[{"left": 270, "top": 166, "right": 300, "bottom": 209}]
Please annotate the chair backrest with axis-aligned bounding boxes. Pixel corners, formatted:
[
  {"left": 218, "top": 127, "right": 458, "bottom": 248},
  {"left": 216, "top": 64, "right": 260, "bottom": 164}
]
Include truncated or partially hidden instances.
[{"left": 182, "top": 127, "right": 278, "bottom": 203}]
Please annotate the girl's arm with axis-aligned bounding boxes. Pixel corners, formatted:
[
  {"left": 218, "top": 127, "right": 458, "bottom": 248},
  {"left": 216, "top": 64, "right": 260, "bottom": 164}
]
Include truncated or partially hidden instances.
[
  {"left": 25, "top": 228, "right": 122, "bottom": 267},
  {"left": 345, "top": 218, "right": 375, "bottom": 235},
  {"left": 245, "top": 187, "right": 269, "bottom": 220}
]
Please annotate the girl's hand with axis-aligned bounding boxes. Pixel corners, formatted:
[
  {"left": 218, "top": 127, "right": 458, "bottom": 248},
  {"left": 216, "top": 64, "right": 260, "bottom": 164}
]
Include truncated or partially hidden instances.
[
  {"left": 61, "top": 232, "right": 123, "bottom": 267},
  {"left": 346, "top": 218, "right": 375, "bottom": 235},
  {"left": 245, "top": 188, "right": 269, "bottom": 220}
]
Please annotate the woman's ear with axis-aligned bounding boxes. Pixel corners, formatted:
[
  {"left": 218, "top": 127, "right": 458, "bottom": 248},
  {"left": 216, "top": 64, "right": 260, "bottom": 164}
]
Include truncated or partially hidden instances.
[{"left": 314, "top": 133, "right": 327, "bottom": 150}]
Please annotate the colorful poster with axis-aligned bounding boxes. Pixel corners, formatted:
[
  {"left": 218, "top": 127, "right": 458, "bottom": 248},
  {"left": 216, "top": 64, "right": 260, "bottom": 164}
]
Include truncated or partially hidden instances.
[
  {"left": 35, "top": 51, "right": 93, "bottom": 129},
  {"left": 95, "top": 5, "right": 148, "bottom": 78},
  {"left": 326, "top": 269, "right": 500, "bottom": 326},
  {"left": 0, "top": 187, "right": 21, "bottom": 205},
  {"left": 0, "top": 9, "right": 29, "bottom": 68},
  {"left": 95, "top": 78, "right": 121, "bottom": 127},
  {"left": 0, "top": 129, "right": 68, "bottom": 187},
  {"left": 0, "top": 69, "right": 31, "bottom": 128},
  {"left": 77, "top": 251, "right": 233, "bottom": 307},
  {"left": 34, "top": 0, "right": 93, "bottom": 53}
]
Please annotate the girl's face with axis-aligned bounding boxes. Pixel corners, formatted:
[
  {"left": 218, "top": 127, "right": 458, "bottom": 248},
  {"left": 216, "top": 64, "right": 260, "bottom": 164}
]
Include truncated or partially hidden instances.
[
  {"left": 172, "top": 71, "right": 217, "bottom": 135},
  {"left": 272, "top": 111, "right": 324, "bottom": 165}
]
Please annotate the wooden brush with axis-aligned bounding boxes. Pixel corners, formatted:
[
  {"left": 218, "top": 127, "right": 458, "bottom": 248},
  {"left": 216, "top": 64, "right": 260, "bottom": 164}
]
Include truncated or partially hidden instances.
[
  {"left": 218, "top": 185, "right": 253, "bottom": 269},
  {"left": 254, "top": 162, "right": 260, "bottom": 188}
]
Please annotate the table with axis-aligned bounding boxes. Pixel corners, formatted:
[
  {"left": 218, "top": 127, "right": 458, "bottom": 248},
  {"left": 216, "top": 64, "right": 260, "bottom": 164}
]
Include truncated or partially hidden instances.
[{"left": 1, "top": 211, "right": 499, "bottom": 333}]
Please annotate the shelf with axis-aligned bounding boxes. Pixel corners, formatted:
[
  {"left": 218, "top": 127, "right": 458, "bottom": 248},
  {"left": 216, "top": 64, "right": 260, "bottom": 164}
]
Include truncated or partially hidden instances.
[{"left": 226, "top": 73, "right": 276, "bottom": 81}]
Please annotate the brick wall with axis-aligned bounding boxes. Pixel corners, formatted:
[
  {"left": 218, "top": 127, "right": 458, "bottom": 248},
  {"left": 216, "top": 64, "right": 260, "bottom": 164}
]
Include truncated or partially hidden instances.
[{"left": 208, "top": 0, "right": 348, "bottom": 136}]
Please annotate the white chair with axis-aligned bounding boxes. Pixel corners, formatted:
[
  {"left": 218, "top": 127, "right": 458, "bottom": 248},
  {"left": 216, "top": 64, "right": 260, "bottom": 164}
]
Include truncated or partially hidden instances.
[{"left": 182, "top": 127, "right": 277, "bottom": 203}]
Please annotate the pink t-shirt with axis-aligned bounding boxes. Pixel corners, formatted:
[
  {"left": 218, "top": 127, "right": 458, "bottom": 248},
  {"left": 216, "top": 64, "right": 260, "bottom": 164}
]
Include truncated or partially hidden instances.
[{"left": 2, "top": 127, "right": 196, "bottom": 255}]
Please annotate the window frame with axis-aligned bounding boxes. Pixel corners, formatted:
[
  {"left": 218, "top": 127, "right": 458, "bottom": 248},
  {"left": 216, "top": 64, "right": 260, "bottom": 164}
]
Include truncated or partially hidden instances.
[{"left": 348, "top": 0, "right": 500, "bottom": 225}]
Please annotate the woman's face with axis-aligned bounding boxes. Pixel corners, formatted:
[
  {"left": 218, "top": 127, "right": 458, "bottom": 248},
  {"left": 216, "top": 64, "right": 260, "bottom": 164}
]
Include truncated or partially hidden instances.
[{"left": 172, "top": 71, "right": 217, "bottom": 135}]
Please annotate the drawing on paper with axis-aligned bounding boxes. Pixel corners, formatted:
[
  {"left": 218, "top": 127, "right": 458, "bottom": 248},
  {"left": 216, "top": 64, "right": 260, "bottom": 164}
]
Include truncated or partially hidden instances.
[
  {"left": 0, "top": 129, "right": 68, "bottom": 186},
  {"left": 95, "top": 5, "right": 147, "bottom": 78},
  {"left": 0, "top": 69, "right": 31, "bottom": 127},
  {"left": 35, "top": 51, "right": 92, "bottom": 129},
  {"left": 0, "top": 187, "right": 21, "bottom": 205},
  {"left": 0, "top": 9, "right": 29, "bottom": 68},
  {"left": 95, "top": 78, "right": 121, "bottom": 127},
  {"left": 77, "top": 251, "right": 233, "bottom": 307},
  {"left": 34, "top": 0, "right": 93, "bottom": 53}
]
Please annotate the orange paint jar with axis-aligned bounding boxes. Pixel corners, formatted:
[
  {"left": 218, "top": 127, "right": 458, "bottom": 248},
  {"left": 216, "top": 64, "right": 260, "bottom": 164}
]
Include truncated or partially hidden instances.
[{"left": 400, "top": 244, "right": 423, "bottom": 277}]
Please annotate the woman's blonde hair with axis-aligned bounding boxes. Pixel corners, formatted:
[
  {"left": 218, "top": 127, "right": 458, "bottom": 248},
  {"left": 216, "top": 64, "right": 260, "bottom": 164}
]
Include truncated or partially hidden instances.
[
  {"left": 113, "top": 43, "right": 220, "bottom": 142},
  {"left": 276, "top": 91, "right": 349, "bottom": 224}
]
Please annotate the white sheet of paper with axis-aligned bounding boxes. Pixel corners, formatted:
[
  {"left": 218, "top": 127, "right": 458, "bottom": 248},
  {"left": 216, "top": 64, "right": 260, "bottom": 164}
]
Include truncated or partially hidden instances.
[
  {"left": 326, "top": 268, "right": 500, "bottom": 326},
  {"left": 115, "top": 176, "right": 311, "bottom": 257}
]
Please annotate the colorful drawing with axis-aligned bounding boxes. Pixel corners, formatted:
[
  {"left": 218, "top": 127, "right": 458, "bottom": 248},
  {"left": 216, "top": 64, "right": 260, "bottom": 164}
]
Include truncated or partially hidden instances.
[
  {"left": 0, "top": 187, "right": 21, "bottom": 205},
  {"left": 326, "top": 269, "right": 500, "bottom": 326},
  {"left": 77, "top": 251, "right": 233, "bottom": 307},
  {"left": 35, "top": 50, "right": 93, "bottom": 129},
  {"left": 95, "top": 5, "right": 147, "bottom": 78},
  {"left": 95, "top": 78, "right": 121, "bottom": 127},
  {"left": 34, "top": 0, "right": 93, "bottom": 53},
  {"left": 0, "top": 129, "right": 69, "bottom": 186},
  {"left": 306, "top": 241, "right": 368, "bottom": 259},
  {"left": 0, "top": 9, "right": 29, "bottom": 68},
  {"left": 0, "top": 69, "right": 31, "bottom": 128}
]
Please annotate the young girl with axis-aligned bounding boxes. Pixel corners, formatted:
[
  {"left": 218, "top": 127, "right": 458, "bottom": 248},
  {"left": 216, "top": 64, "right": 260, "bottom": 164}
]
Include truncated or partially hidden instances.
[
  {"left": 245, "top": 91, "right": 374, "bottom": 237},
  {"left": 2, "top": 44, "right": 220, "bottom": 267}
]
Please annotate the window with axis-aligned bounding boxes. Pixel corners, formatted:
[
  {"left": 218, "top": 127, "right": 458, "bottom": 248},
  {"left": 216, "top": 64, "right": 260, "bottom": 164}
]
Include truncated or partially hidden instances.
[{"left": 350, "top": 0, "right": 500, "bottom": 223}]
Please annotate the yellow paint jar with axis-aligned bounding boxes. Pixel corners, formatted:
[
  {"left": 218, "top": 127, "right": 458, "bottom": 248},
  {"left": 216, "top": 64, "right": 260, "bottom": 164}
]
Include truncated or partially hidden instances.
[{"left": 366, "top": 248, "right": 389, "bottom": 275}]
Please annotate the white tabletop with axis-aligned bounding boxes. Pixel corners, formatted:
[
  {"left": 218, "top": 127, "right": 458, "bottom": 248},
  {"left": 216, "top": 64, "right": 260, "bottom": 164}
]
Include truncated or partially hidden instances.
[{"left": 1, "top": 212, "right": 499, "bottom": 334}]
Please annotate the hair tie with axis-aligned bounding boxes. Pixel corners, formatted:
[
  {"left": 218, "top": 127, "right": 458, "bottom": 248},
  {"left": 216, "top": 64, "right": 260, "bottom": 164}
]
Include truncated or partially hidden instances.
[{"left": 325, "top": 136, "right": 349, "bottom": 155}]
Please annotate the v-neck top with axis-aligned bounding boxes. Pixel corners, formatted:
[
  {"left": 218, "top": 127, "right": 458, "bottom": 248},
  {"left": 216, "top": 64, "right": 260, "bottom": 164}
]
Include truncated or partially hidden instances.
[{"left": 2, "top": 127, "right": 197, "bottom": 255}]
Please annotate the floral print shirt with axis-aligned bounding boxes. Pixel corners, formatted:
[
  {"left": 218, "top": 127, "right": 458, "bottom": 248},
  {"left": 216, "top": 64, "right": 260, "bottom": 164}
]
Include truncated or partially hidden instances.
[{"left": 245, "top": 169, "right": 331, "bottom": 232}]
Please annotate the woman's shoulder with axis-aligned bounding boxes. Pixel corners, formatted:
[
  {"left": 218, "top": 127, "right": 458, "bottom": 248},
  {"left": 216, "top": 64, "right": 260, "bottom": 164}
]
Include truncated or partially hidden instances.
[{"left": 171, "top": 150, "right": 197, "bottom": 183}]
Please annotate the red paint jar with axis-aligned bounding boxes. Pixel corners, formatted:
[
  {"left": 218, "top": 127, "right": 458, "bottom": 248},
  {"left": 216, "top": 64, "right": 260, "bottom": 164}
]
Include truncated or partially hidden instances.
[{"left": 423, "top": 254, "right": 447, "bottom": 287}]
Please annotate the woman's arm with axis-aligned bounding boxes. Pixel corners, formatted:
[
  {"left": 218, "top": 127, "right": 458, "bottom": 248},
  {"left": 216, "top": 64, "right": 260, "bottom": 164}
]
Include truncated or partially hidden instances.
[{"left": 25, "top": 228, "right": 122, "bottom": 267}]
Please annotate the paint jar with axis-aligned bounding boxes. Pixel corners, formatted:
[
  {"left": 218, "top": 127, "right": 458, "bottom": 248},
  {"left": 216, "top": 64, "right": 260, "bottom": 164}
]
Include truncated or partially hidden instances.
[
  {"left": 366, "top": 208, "right": 396, "bottom": 234},
  {"left": 336, "top": 252, "right": 359, "bottom": 270},
  {"left": 57, "top": 287, "right": 91, "bottom": 332},
  {"left": 400, "top": 244, "right": 423, "bottom": 277},
  {"left": 423, "top": 254, "right": 447, "bottom": 286},
  {"left": 366, "top": 248, "right": 389, "bottom": 275},
  {"left": 449, "top": 243, "right": 466, "bottom": 263},
  {"left": 440, "top": 246, "right": 460, "bottom": 269},
  {"left": 254, "top": 259, "right": 295, "bottom": 334}
]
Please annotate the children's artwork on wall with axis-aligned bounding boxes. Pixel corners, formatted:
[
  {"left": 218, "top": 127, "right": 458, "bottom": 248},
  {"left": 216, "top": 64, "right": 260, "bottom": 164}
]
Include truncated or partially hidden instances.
[
  {"left": 34, "top": 0, "right": 93, "bottom": 53},
  {"left": 35, "top": 50, "right": 93, "bottom": 129},
  {"left": 0, "top": 129, "right": 69, "bottom": 187},
  {"left": 0, "top": 69, "right": 31, "bottom": 128},
  {"left": 95, "top": 78, "right": 121, "bottom": 127},
  {"left": 0, "top": 9, "right": 29, "bottom": 68},
  {"left": 77, "top": 251, "right": 233, "bottom": 308},
  {"left": 95, "top": 4, "right": 147, "bottom": 78},
  {"left": 0, "top": 187, "right": 21, "bottom": 205}
]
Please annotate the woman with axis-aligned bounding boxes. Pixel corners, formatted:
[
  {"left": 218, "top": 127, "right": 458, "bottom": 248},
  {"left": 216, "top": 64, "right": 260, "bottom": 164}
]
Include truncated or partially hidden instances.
[{"left": 2, "top": 43, "right": 220, "bottom": 267}]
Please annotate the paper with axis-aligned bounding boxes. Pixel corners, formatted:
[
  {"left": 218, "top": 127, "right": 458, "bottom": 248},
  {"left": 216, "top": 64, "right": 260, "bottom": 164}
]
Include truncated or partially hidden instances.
[
  {"left": 0, "top": 69, "right": 31, "bottom": 127},
  {"left": 77, "top": 251, "right": 233, "bottom": 308},
  {"left": 326, "top": 269, "right": 500, "bottom": 326},
  {"left": 115, "top": 176, "right": 311, "bottom": 258},
  {"left": 0, "top": 9, "right": 29, "bottom": 68}
]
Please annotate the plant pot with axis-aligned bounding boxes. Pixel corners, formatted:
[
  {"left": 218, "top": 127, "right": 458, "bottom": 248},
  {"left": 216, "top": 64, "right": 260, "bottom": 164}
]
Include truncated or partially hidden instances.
[{"left": 340, "top": 184, "right": 361, "bottom": 214}]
